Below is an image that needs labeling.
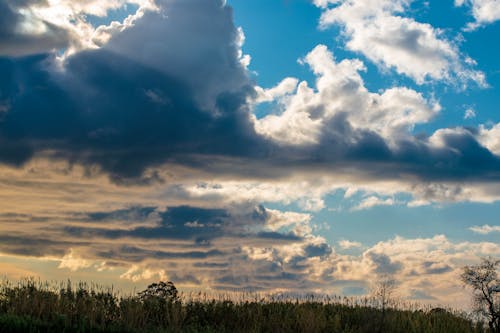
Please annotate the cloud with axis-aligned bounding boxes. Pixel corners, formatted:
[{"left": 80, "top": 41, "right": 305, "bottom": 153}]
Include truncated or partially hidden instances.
[
  {"left": 352, "top": 196, "right": 396, "bottom": 211},
  {"left": 0, "top": 0, "right": 264, "bottom": 181},
  {"left": 364, "top": 251, "right": 403, "bottom": 274},
  {"left": 464, "top": 108, "right": 476, "bottom": 119},
  {"left": 252, "top": 45, "right": 500, "bottom": 186},
  {"left": 1, "top": 0, "right": 499, "bottom": 197},
  {"left": 58, "top": 248, "right": 92, "bottom": 271},
  {"left": 253, "top": 77, "right": 300, "bottom": 104},
  {"left": 255, "top": 44, "right": 440, "bottom": 146},
  {"left": 455, "top": 0, "right": 500, "bottom": 29},
  {"left": 0, "top": 0, "right": 155, "bottom": 56},
  {"left": 314, "top": 0, "right": 486, "bottom": 87},
  {"left": 0, "top": 172, "right": 497, "bottom": 308},
  {"left": 0, "top": 0, "right": 71, "bottom": 56},
  {"left": 338, "top": 240, "right": 363, "bottom": 250},
  {"left": 478, "top": 123, "right": 500, "bottom": 155},
  {"left": 105, "top": 0, "right": 251, "bottom": 107},
  {"left": 469, "top": 224, "right": 500, "bottom": 234}
]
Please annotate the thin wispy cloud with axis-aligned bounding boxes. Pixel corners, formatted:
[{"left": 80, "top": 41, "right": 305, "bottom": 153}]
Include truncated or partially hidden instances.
[{"left": 469, "top": 224, "right": 500, "bottom": 234}]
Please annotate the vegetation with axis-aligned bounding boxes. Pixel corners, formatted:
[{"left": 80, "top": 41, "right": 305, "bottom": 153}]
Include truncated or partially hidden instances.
[
  {"left": 0, "top": 278, "right": 487, "bottom": 333},
  {"left": 461, "top": 257, "right": 500, "bottom": 333}
]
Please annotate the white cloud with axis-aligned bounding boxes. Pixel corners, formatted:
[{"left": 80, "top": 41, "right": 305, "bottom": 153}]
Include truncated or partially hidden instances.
[
  {"left": 478, "top": 123, "right": 500, "bottom": 155},
  {"left": 254, "top": 45, "right": 439, "bottom": 146},
  {"left": 58, "top": 249, "right": 92, "bottom": 271},
  {"left": 0, "top": 0, "right": 156, "bottom": 56},
  {"left": 469, "top": 224, "right": 500, "bottom": 234},
  {"left": 456, "top": 0, "right": 500, "bottom": 29},
  {"left": 338, "top": 240, "right": 363, "bottom": 249},
  {"left": 464, "top": 108, "right": 476, "bottom": 119},
  {"left": 314, "top": 0, "right": 486, "bottom": 87},
  {"left": 183, "top": 179, "right": 330, "bottom": 212},
  {"left": 236, "top": 27, "right": 252, "bottom": 69},
  {"left": 352, "top": 196, "right": 395, "bottom": 211},
  {"left": 264, "top": 209, "right": 312, "bottom": 235},
  {"left": 120, "top": 265, "right": 168, "bottom": 282},
  {"left": 253, "top": 78, "right": 300, "bottom": 104}
]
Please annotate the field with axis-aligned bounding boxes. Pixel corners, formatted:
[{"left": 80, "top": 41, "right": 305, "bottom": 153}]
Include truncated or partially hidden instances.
[{"left": 0, "top": 279, "right": 485, "bottom": 333}]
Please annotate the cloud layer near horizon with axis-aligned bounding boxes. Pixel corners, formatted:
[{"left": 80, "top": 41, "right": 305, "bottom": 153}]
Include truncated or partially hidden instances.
[{"left": 1, "top": 161, "right": 499, "bottom": 306}]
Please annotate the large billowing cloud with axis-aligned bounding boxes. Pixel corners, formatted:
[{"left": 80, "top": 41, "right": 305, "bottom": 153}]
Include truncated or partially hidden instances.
[
  {"left": 0, "top": 0, "right": 265, "bottom": 181},
  {"left": 313, "top": 0, "right": 486, "bottom": 87}
]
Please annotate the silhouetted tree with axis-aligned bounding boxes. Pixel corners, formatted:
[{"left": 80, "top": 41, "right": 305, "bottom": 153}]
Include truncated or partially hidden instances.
[
  {"left": 371, "top": 275, "right": 397, "bottom": 333},
  {"left": 461, "top": 257, "right": 500, "bottom": 333},
  {"left": 138, "top": 281, "right": 179, "bottom": 302}
]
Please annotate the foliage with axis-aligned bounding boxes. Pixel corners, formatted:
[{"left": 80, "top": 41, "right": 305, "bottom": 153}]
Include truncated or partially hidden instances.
[
  {"left": 0, "top": 278, "right": 487, "bottom": 333},
  {"left": 138, "top": 281, "right": 179, "bottom": 302},
  {"left": 461, "top": 257, "right": 500, "bottom": 333},
  {"left": 370, "top": 276, "right": 398, "bottom": 333}
]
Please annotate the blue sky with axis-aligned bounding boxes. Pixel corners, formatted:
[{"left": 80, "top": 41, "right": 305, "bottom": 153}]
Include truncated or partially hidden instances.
[
  {"left": 229, "top": 0, "right": 500, "bottom": 244},
  {"left": 0, "top": 0, "right": 499, "bottom": 308}
]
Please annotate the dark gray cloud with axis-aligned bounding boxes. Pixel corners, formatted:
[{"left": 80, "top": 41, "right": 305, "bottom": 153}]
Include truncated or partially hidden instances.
[
  {"left": 59, "top": 205, "right": 302, "bottom": 244},
  {"left": 0, "top": 0, "right": 266, "bottom": 181},
  {"left": 0, "top": 234, "right": 90, "bottom": 257},
  {"left": 0, "top": 50, "right": 263, "bottom": 180},
  {"left": 85, "top": 206, "right": 157, "bottom": 223},
  {"left": 365, "top": 251, "right": 403, "bottom": 274}
]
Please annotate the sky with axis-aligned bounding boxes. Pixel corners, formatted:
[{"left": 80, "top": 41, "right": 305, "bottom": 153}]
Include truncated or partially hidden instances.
[{"left": 0, "top": 0, "right": 499, "bottom": 308}]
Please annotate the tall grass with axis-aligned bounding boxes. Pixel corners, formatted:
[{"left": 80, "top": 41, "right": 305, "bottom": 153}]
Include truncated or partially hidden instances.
[{"left": 0, "top": 278, "right": 486, "bottom": 333}]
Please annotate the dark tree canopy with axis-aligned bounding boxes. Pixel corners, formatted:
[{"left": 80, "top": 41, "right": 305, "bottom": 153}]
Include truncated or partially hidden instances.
[
  {"left": 138, "top": 281, "right": 179, "bottom": 302},
  {"left": 461, "top": 258, "right": 500, "bottom": 332}
]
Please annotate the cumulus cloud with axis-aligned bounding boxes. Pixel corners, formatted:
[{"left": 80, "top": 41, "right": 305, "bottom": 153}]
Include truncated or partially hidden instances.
[
  {"left": 0, "top": 0, "right": 262, "bottom": 180},
  {"left": 455, "top": 0, "right": 500, "bottom": 29},
  {"left": 314, "top": 0, "right": 486, "bottom": 87},
  {"left": 478, "top": 123, "right": 500, "bottom": 155},
  {"left": 255, "top": 44, "right": 440, "bottom": 146},
  {"left": 105, "top": 0, "right": 251, "bottom": 107}
]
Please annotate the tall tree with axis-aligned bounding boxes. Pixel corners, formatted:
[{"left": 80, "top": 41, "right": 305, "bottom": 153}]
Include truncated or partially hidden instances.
[
  {"left": 371, "top": 275, "right": 397, "bottom": 333},
  {"left": 461, "top": 258, "right": 500, "bottom": 333}
]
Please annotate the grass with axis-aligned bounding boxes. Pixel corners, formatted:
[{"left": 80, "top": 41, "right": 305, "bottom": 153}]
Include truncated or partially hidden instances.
[{"left": 0, "top": 278, "right": 487, "bottom": 333}]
